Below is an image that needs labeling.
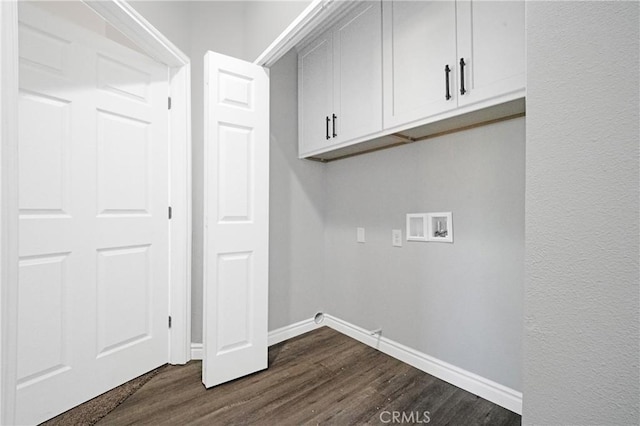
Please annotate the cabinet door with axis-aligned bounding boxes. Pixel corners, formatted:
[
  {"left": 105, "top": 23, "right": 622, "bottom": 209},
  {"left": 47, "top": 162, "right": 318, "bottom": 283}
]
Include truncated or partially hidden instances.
[
  {"left": 333, "top": 1, "right": 383, "bottom": 143},
  {"left": 382, "top": 0, "right": 457, "bottom": 130},
  {"left": 456, "top": 0, "right": 525, "bottom": 107},
  {"left": 298, "top": 30, "right": 333, "bottom": 156}
]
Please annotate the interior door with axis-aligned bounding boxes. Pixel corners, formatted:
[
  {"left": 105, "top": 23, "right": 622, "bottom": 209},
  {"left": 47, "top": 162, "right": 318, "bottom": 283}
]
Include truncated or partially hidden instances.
[
  {"left": 203, "top": 51, "right": 269, "bottom": 387},
  {"left": 382, "top": 0, "right": 457, "bottom": 129},
  {"left": 16, "top": 4, "right": 169, "bottom": 424}
]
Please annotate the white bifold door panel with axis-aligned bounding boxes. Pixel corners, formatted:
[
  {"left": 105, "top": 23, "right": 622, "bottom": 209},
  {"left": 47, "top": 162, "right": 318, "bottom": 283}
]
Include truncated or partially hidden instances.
[
  {"left": 16, "top": 4, "right": 169, "bottom": 424},
  {"left": 203, "top": 52, "right": 269, "bottom": 387}
]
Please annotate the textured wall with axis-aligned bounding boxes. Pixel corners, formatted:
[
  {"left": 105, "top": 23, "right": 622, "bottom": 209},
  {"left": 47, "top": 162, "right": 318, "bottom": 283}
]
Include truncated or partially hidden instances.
[
  {"left": 523, "top": 2, "right": 640, "bottom": 424},
  {"left": 324, "top": 118, "right": 526, "bottom": 391},
  {"left": 268, "top": 49, "right": 326, "bottom": 330}
]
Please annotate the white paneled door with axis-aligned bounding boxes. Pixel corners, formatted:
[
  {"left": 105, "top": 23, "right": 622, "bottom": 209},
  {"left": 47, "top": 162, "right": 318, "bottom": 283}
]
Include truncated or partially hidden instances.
[
  {"left": 17, "top": 5, "right": 169, "bottom": 424},
  {"left": 203, "top": 52, "right": 269, "bottom": 387}
]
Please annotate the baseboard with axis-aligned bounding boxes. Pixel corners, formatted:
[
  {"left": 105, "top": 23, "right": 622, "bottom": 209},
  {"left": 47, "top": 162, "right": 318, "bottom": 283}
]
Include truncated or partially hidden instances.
[
  {"left": 267, "top": 318, "right": 321, "bottom": 346},
  {"left": 190, "top": 343, "right": 203, "bottom": 360},
  {"left": 189, "top": 315, "right": 522, "bottom": 414},
  {"left": 190, "top": 317, "right": 320, "bottom": 361},
  {"left": 323, "top": 314, "right": 523, "bottom": 415}
]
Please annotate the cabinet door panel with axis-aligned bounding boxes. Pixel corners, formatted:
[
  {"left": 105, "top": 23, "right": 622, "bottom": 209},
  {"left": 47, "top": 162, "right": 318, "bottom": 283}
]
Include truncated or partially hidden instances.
[
  {"left": 298, "top": 31, "right": 333, "bottom": 156},
  {"left": 383, "top": 0, "right": 457, "bottom": 129},
  {"left": 333, "top": 1, "right": 383, "bottom": 143},
  {"left": 456, "top": 0, "right": 525, "bottom": 106}
]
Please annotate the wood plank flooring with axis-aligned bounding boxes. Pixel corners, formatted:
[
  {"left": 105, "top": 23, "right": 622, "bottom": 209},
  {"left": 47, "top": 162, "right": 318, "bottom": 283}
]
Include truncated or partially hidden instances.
[{"left": 98, "top": 327, "right": 521, "bottom": 425}]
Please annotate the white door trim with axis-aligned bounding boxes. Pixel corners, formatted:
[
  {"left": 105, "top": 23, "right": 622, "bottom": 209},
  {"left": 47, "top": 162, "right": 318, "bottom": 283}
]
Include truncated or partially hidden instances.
[
  {"left": 0, "top": 2, "right": 19, "bottom": 424},
  {"left": 0, "top": 1, "right": 192, "bottom": 423}
]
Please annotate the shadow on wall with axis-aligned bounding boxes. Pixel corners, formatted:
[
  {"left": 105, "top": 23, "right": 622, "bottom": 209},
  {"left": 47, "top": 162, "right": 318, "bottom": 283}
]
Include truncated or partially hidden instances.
[{"left": 268, "top": 48, "right": 326, "bottom": 331}]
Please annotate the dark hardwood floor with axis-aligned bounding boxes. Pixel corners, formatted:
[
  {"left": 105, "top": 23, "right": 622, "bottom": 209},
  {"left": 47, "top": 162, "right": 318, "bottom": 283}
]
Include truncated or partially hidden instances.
[{"left": 98, "top": 327, "right": 521, "bottom": 425}]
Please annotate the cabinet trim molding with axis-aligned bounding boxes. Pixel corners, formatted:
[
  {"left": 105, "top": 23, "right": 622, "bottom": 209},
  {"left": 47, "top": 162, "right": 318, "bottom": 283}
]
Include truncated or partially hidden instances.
[{"left": 254, "top": 0, "right": 363, "bottom": 67}]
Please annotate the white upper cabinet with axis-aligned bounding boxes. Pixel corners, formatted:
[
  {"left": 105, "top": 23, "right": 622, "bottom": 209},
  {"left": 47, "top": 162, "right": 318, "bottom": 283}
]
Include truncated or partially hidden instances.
[
  {"left": 298, "top": 30, "right": 333, "bottom": 155},
  {"left": 455, "top": 0, "right": 526, "bottom": 107},
  {"left": 298, "top": 1, "right": 382, "bottom": 158},
  {"left": 333, "top": 1, "right": 383, "bottom": 144},
  {"left": 297, "top": 0, "right": 525, "bottom": 161},
  {"left": 382, "top": 1, "right": 458, "bottom": 129},
  {"left": 382, "top": 0, "right": 525, "bottom": 131}
]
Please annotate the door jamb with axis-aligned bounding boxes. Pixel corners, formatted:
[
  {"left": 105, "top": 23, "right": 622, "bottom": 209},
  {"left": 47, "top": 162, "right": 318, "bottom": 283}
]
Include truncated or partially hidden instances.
[
  {"left": 0, "top": 1, "right": 192, "bottom": 423},
  {"left": 0, "top": 2, "right": 19, "bottom": 424}
]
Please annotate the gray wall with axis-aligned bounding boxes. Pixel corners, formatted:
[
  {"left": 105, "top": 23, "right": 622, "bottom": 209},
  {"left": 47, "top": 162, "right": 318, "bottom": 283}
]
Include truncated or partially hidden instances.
[
  {"left": 268, "top": 49, "right": 326, "bottom": 330},
  {"left": 523, "top": 1, "right": 639, "bottom": 424},
  {"left": 132, "top": 1, "right": 527, "bottom": 391},
  {"left": 128, "top": 1, "right": 191, "bottom": 53},
  {"left": 244, "top": 1, "right": 311, "bottom": 62},
  {"left": 324, "top": 118, "right": 525, "bottom": 391},
  {"left": 129, "top": 0, "right": 311, "bottom": 342},
  {"left": 186, "top": 0, "right": 246, "bottom": 343}
]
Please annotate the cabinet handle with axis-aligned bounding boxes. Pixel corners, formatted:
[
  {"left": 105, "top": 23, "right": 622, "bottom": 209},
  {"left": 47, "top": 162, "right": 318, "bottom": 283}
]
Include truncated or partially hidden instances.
[
  {"left": 459, "top": 58, "right": 467, "bottom": 95},
  {"left": 332, "top": 114, "right": 337, "bottom": 138},
  {"left": 444, "top": 65, "right": 452, "bottom": 100},
  {"left": 326, "top": 116, "right": 330, "bottom": 140}
]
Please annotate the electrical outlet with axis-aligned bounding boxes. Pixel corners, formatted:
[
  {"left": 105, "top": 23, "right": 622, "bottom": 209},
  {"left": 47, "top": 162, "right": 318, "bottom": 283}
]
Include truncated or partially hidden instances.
[
  {"left": 392, "top": 229, "right": 402, "bottom": 247},
  {"left": 357, "top": 227, "right": 365, "bottom": 243}
]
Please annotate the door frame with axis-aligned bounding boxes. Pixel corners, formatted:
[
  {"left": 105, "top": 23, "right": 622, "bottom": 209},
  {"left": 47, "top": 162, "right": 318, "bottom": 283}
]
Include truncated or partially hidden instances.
[{"left": 0, "top": 1, "right": 192, "bottom": 424}]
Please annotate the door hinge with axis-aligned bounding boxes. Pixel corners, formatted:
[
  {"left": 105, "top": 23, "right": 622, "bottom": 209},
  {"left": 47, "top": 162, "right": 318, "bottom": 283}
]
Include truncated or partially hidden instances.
[
  {"left": 168, "top": 316, "right": 172, "bottom": 328},
  {"left": 168, "top": 206, "right": 172, "bottom": 219},
  {"left": 168, "top": 97, "right": 172, "bottom": 110}
]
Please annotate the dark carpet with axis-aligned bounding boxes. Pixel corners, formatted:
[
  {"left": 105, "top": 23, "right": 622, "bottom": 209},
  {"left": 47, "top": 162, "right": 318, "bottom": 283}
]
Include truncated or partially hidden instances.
[{"left": 40, "top": 365, "right": 166, "bottom": 426}]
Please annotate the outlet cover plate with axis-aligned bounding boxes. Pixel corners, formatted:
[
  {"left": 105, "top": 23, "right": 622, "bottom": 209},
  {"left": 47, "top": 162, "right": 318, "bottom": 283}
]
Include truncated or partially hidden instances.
[{"left": 392, "top": 229, "right": 402, "bottom": 247}]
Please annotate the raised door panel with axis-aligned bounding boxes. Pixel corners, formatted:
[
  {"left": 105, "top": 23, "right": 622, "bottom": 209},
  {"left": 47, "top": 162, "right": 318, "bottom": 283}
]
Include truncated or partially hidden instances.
[
  {"left": 298, "top": 31, "right": 333, "bottom": 157},
  {"left": 217, "top": 124, "right": 253, "bottom": 223},
  {"left": 18, "top": 91, "right": 71, "bottom": 216},
  {"left": 333, "top": 1, "right": 383, "bottom": 144},
  {"left": 96, "top": 245, "right": 152, "bottom": 358},
  {"left": 17, "top": 254, "right": 71, "bottom": 388},
  {"left": 456, "top": 0, "right": 525, "bottom": 107},
  {"left": 382, "top": 0, "right": 457, "bottom": 130},
  {"left": 96, "top": 111, "right": 151, "bottom": 216}
]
